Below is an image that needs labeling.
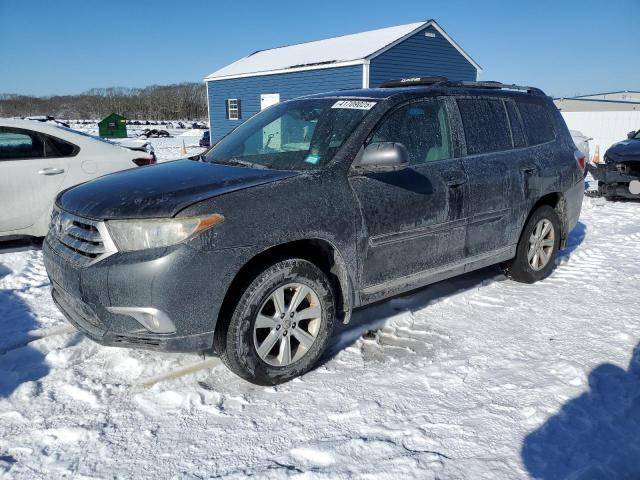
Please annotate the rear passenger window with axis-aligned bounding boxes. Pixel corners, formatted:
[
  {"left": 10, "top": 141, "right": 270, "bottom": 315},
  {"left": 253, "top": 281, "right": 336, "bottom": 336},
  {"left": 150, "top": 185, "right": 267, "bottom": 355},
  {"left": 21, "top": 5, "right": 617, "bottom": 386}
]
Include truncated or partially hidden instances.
[
  {"left": 371, "top": 99, "right": 451, "bottom": 165},
  {"left": 505, "top": 101, "right": 526, "bottom": 148},
  {"left": 0, "top": 128, "right": 45, "bottom": 160},
  {"left": 516, "top": 99, "right": 555, "bottom": 145},
  {"left": 456, "top": 98, "right": 511, "bottom": 155}
]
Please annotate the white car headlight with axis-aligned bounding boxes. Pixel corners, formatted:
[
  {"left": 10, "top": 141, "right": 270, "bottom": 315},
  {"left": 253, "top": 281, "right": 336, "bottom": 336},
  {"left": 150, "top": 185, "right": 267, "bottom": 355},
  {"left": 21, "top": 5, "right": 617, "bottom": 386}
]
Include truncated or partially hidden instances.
[{"left": 106, "top": 214, "right": 224, "bottom": 251}]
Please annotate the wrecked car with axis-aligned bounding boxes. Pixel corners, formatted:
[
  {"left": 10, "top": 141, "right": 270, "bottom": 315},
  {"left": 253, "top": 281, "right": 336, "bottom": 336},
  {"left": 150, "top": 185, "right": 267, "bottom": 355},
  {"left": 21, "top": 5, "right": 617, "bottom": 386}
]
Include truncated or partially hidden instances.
[
  {"left": 140, "top": 128, "right": 170, "bottom": 138},
  {"left": 588, "top": 130, "right": 640, "bottom": 199},
  {"left": 43, "top": 78, "right": 584, "bottom": 385},
  {"left": 199, "top": 129, "right": 210, "bottom": 148}
]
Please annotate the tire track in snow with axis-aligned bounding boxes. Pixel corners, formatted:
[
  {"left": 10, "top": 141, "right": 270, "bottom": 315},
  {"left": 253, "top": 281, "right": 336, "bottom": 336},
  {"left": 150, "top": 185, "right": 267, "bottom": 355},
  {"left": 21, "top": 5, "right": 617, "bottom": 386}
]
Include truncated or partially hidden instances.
[
  {"left": 0, "top": 324, "right": 77, "bottom": 355},
  {"left": 2, "top": 195, "right": 640, "bottom": 479}
]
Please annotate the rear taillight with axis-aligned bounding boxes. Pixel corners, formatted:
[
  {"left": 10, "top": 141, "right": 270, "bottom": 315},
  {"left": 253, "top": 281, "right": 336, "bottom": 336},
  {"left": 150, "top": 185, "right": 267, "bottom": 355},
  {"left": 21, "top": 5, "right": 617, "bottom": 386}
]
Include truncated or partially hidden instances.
[
  {"left": 132, "top": 156, "right": 156, "bottom": 167},
  {"left": 574, "top": 150, "right": 586, "bottom": 173}
]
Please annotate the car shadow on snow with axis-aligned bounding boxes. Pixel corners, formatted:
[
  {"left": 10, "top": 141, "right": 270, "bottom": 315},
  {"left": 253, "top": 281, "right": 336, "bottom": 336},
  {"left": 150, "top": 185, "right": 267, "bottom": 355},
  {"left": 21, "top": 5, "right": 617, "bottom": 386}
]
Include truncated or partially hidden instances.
[
  {"left": 0, "top": 255, "right": 50, "bottom": 398},
  {"left": 0, "top": 237, "right": 43, "bottom": 254},
  {"left": 323, "top": 263, "right": 504, "bottom": 364},
  {"left": 522, "top": 343, "right": 640, "bottom": 479},
  {"left": 557, "top": 221, "right": 587, "bottom": 259}
]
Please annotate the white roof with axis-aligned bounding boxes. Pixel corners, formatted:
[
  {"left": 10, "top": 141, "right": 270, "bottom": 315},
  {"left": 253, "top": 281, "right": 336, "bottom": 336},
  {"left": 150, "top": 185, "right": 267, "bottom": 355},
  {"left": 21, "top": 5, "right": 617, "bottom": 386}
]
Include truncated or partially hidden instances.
[{"left": 205, "top": 20, "right": 481, "bottom": 81}]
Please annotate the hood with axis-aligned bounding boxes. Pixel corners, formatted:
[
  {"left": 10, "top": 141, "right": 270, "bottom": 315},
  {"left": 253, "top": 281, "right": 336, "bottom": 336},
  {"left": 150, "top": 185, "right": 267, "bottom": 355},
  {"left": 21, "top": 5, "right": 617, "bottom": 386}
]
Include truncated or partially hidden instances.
[
  {"left": 58, "top": 159, "right": 298, "bottom": 219},
  {"left": 606, "top": 139, "right": 640, "bottom": 162}
]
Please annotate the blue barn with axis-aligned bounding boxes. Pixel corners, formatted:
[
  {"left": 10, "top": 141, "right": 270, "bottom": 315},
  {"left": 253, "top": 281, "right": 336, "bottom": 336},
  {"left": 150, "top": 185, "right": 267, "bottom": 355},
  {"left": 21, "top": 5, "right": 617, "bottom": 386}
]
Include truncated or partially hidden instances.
[{"left": 204, "top": 20, "right": 481, "bottom": 142}]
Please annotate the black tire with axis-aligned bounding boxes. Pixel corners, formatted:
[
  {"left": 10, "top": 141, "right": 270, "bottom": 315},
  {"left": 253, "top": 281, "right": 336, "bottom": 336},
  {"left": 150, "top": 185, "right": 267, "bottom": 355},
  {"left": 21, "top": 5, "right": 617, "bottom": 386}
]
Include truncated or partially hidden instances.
[
  {"left": 216, "top": 258, "right": 335, "bottom": 385},
  {"left": 598, "top": 183, "right": 612, "bottom": 200},
  {"left": 503, "top": 205, "right": 561, "bottom": 284}
]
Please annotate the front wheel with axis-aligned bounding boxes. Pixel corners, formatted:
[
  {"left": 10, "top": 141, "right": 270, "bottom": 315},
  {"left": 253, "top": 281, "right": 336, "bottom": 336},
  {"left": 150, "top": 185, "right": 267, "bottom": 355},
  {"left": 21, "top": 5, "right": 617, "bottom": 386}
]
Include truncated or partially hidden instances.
[
  {"left": 216, "top": 258, "right": 335, "bottom": 385},
  {"left": 503, "top": 205, "right": 561, "bottom": 283}
]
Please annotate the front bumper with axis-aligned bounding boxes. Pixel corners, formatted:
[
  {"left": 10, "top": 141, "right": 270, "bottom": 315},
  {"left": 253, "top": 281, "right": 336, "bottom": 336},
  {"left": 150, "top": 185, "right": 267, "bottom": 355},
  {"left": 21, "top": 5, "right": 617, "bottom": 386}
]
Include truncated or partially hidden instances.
[
  {"left": 588, "top": 163, "right": 640, "bottom": 199},
  {"left": 43, "top": 231, "right": 252, "bottom": 353}
]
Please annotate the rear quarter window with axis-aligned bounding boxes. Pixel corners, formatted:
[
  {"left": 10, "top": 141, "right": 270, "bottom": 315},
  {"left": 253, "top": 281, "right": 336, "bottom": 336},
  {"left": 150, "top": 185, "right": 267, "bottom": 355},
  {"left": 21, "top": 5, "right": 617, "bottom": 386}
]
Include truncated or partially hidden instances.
[
  {"left": 516, "top": 99, "right": 556, "bottom": 145},
  {"left": 45, "top": 134, "right": 78, "bottom": 157},
  {"left": 456, "top": 98, "right": 512, "bottom": 155}
]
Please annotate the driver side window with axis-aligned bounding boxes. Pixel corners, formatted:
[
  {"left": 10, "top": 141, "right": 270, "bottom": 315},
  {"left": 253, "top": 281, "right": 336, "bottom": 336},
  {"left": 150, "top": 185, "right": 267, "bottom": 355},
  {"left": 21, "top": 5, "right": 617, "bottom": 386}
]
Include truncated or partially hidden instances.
[{"left": 371, "top": 99, "right": 451, "bottom": 165}]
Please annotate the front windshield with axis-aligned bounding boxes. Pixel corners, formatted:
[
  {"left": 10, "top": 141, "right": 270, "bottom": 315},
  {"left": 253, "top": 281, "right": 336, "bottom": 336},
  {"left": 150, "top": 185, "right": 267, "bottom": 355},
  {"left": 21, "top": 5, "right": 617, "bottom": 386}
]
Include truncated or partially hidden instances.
[
  {"left": 634, "top": 130, "right": 640, "bottom": 140},
  {"left": 204, "top": 98, "right": 374, "bottom": 170}
]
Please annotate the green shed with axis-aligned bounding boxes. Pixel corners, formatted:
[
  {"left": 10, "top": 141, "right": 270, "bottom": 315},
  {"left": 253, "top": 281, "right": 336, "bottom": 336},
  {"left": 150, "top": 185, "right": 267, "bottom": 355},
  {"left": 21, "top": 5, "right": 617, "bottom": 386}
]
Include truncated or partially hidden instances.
[{"left": 98, "top": 113, "right": 127, "bottom": 138}]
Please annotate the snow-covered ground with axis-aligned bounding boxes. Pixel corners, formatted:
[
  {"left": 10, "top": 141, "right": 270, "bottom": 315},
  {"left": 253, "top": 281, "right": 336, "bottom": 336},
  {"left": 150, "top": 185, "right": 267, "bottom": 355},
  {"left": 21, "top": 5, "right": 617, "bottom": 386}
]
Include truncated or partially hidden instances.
[
  {"left": 1, "top": 176, "right": 640, "bottom": 478},
  {"left": 69, "top": 121, "right": 208, "bottom": 162}
]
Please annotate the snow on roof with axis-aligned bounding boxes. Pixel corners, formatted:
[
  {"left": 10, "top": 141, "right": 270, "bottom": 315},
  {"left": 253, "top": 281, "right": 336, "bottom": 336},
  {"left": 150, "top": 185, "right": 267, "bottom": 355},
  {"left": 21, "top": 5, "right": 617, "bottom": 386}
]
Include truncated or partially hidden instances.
[
  {"left": 570, "top": 91, "right": 640, "bottom": 99},
  {"left": 205, "top": 20, "right": 481, "bottom": 81},
  {"left": 554, "top": 98, "right": 640, "bottom": 105}
]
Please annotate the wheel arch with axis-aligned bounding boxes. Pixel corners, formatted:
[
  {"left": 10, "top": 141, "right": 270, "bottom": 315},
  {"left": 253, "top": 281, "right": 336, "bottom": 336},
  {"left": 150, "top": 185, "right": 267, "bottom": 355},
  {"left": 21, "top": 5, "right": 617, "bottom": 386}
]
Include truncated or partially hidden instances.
[
  {"left": 526, "top": 192, "right": 569, "bottom": 247},
  {"left": 214, "top": 239, "right": 354, "bottom": 348}
]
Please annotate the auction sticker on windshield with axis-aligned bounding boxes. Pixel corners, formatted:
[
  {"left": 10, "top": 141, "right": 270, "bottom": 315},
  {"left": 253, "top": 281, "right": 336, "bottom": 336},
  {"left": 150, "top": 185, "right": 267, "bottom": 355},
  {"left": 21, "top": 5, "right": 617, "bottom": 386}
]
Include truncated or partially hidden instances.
[{"left": 332, "top": 100, "right": 376, "bottom": 110}]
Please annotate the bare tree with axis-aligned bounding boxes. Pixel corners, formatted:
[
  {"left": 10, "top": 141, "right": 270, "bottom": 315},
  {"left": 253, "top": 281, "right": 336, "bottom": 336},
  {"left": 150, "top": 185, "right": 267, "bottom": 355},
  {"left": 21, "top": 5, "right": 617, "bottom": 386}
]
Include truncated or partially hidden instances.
[{"left": 0, "top": 83, "right": 208, "bottom": 120}]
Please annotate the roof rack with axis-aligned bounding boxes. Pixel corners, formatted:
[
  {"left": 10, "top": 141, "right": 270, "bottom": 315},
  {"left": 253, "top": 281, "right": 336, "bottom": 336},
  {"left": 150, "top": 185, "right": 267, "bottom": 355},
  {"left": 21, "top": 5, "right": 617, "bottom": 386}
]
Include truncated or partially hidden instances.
[
  {"left": 380, "top": 77, "right": 544, "bottom": 95},
  {"left": 380, "top": 77, "right": 448, "bottom": 88},
  {"left": 443, "top": 80, "right": 544, "bottom": 95}
]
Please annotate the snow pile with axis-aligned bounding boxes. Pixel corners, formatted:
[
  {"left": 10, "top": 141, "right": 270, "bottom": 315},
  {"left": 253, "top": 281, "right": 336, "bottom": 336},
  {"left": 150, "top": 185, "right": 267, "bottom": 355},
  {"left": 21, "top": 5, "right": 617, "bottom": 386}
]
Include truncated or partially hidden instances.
[
  {"left": 180, "top": 129, "right": 206, "bottom": 137},
  {"left": 1, "top": 196, "right": 640, "bottom": 478},
  {"left": 63, "top": 121, "right": 207, "bottom": 162}
]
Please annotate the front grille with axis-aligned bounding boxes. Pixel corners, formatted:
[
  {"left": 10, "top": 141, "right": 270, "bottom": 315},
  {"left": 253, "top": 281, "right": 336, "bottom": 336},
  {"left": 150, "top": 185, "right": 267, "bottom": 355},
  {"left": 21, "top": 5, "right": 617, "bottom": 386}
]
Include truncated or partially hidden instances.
[
  {"left": 113, "top": 336, "right": 162, "bottom": 347},
  {"left": 49, "top": 208, "right": 117, "bottom": 266}
]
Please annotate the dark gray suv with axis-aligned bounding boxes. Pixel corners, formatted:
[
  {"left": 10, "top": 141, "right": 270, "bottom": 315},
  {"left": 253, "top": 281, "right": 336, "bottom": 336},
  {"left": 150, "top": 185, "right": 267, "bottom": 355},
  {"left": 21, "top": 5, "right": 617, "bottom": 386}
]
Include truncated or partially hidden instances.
[{"left": 43, "top": 79, "right": 585, "bottom": 384}]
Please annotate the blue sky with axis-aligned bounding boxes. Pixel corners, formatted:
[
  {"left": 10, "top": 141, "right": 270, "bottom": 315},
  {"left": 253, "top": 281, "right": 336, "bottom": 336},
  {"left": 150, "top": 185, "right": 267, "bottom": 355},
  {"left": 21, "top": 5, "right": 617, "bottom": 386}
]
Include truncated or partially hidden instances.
[{"left": 0, "top": 0, "right": 637, "bottom": 98}]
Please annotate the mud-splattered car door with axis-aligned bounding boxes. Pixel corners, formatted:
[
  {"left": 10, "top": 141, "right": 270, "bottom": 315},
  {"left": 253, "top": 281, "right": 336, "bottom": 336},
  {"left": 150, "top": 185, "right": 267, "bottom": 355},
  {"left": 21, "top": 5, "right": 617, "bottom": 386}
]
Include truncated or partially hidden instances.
[
  {"left": 453, "top": 97, "right": 522, "bottom": 256},
  {"left": 349, "top": 98, "right": 467, "bottom": 297}
]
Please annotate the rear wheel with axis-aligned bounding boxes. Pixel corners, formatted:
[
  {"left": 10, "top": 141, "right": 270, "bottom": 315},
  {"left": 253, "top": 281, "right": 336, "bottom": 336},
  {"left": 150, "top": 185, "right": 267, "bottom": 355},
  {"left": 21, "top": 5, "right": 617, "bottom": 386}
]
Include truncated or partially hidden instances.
[
  {"left": 216, "top": 258, "right": 335, "bottom": 385},
  {"left": 503, "top": 205, "right": 561, "bottom": 283}
]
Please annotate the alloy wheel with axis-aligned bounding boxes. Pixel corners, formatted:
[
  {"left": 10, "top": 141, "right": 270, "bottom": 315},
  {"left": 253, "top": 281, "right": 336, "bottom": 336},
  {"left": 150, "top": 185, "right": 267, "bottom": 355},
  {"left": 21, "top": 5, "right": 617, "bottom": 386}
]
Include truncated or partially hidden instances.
[
  {"left": 253, "top": 283, "right": 323, "bottom": 367},
  {"left": 527, "top": 219, "right": 555, "bottom": 271}
]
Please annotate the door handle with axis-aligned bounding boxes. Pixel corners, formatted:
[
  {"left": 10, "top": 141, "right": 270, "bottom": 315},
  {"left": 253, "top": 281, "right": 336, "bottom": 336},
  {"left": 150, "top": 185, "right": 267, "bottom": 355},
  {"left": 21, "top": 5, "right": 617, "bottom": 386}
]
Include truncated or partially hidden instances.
[
  {"left": 38, "top": 168, "right": 65, "bottom": 175},
  {"left": 521, "top": 166, "right": 536, "bottom": 175}
]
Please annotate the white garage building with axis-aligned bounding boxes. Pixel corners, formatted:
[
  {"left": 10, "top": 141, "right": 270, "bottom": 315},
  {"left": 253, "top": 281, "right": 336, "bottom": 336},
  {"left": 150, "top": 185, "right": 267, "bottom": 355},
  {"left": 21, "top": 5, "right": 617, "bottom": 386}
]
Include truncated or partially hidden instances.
[{"left": 554, "top": 91, "right": 640, "bottom": 159}]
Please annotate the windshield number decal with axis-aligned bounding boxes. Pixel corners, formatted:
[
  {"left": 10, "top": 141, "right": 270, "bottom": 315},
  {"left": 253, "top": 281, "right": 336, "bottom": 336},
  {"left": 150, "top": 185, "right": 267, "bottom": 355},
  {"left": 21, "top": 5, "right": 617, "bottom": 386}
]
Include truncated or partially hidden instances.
[
  {"left": 304, "top": 154, "right": 321, "bottom": 165},
  {"left": 331, "top": 100, "right": 376, "bottom": 110}
]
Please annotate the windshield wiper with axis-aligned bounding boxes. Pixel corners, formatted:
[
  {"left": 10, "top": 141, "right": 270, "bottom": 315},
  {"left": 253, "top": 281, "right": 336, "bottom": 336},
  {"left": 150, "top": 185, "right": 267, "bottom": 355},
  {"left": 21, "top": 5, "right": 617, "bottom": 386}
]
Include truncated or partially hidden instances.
[{"left": 216, "top": 158, "right": 268, "bottom": 169}]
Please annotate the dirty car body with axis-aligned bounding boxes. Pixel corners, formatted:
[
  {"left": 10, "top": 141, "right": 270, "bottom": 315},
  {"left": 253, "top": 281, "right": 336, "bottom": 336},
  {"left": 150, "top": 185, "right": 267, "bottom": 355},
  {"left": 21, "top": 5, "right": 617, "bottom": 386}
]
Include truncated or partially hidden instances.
[
  {"left": 588, "top": 130, "right": 640, "bottom": 199},
  {"left": 42, "top": 81, "right": 584, "bottom": 367}
]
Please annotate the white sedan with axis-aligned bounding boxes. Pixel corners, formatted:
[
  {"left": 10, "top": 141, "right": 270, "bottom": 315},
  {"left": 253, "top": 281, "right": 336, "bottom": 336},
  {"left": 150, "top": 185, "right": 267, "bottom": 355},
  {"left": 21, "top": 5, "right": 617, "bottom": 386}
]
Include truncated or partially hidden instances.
[{"left": 0, "top": 118, "right": 156, "bottom": 238}]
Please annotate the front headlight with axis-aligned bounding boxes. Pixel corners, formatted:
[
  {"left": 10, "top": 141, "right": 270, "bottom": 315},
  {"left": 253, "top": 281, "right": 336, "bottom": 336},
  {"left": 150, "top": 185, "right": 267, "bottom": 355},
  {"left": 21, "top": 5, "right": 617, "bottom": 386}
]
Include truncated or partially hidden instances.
[{"left": 106, "top": 214, "right": 224, "bottom": 251}]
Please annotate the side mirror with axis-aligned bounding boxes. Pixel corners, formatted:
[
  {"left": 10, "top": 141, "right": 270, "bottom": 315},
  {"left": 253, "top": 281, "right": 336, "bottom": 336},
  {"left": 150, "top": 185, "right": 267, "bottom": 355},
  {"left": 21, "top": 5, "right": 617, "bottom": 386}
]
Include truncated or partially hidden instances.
[
  {"left": 627, "top": 131, "right": 637, "bottom": 139},
  {"left": 355, "top": 142, "right": 410, "bottom": 173}
]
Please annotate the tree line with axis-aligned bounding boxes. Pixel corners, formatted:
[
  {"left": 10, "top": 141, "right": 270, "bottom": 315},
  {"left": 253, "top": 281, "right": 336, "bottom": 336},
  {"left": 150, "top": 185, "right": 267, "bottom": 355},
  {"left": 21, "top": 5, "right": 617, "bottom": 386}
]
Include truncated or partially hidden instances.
[{"left": 0, "top": 83, "right": 208, "bottom": 120}]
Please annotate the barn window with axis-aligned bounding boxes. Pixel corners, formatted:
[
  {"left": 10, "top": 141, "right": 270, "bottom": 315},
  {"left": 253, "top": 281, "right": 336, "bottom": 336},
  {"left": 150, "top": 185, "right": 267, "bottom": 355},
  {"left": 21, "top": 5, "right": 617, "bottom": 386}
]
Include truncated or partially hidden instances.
[{"left": 226, "top": 99, "right": 241, "bottom": 120}]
